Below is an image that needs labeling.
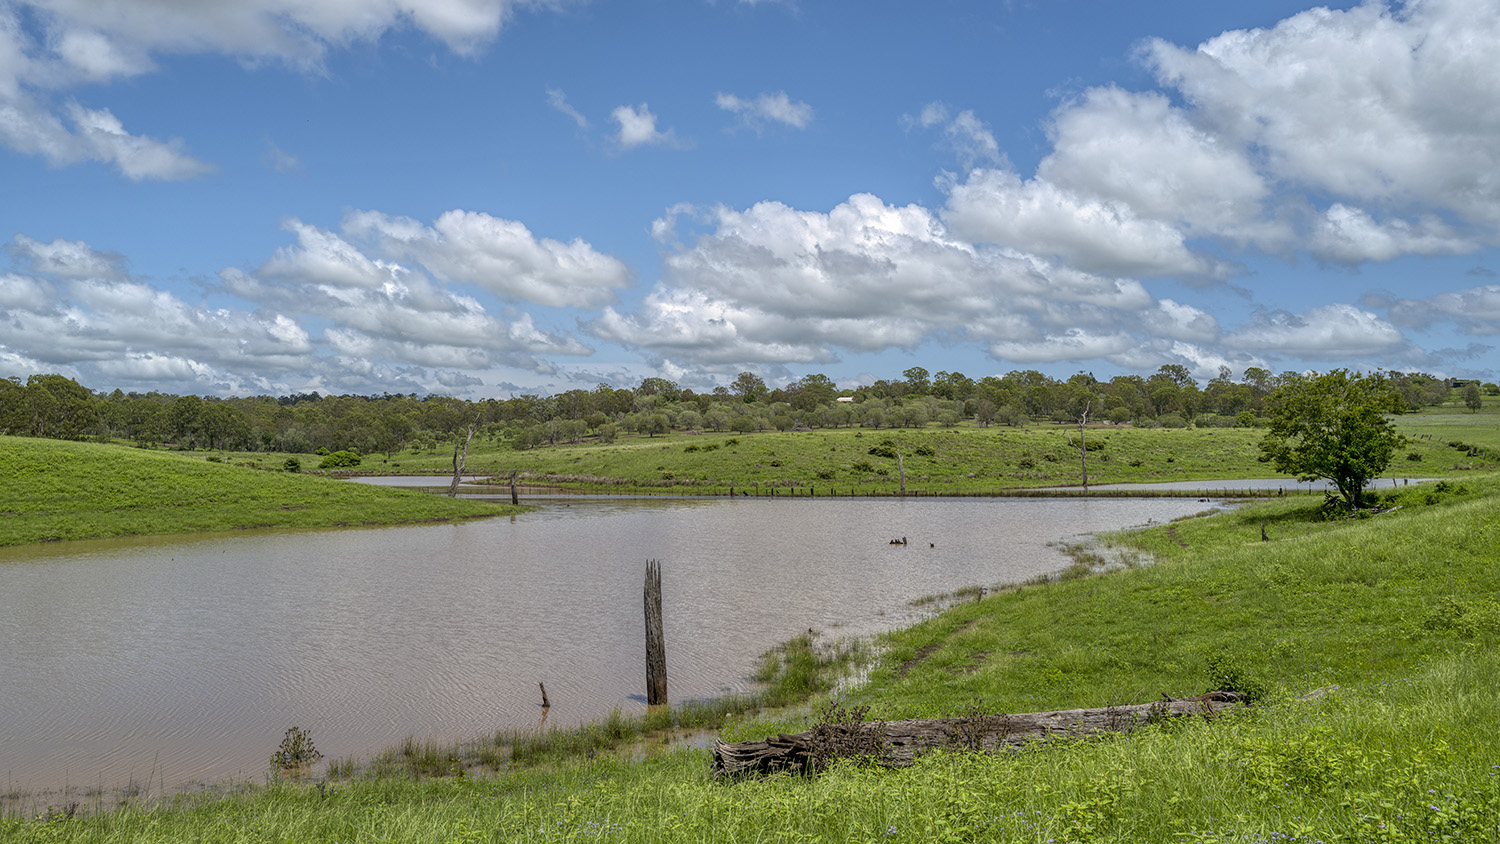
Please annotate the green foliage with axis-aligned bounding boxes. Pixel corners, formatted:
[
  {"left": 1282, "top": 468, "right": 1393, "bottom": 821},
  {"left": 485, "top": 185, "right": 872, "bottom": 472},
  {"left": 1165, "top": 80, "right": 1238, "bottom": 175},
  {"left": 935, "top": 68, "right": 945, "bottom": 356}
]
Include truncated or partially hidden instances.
[
  {"left": 1462, "top": 381, "right": 1483, "bottom": 412},
  {"left": 271, "top": 727, "right": 322, "bottom": 770},
  {"left": 282, "top": 457, "right": 301, "bottom": 472},
  {"left": 1260, "top": 370, "right": 1407, "bottom": 508},
  {"left": 317, "top": 449, "right": 362, "bottom": 468},
  {"left": 1204, "top": 649, "right": 1268, "bottom": 704}
]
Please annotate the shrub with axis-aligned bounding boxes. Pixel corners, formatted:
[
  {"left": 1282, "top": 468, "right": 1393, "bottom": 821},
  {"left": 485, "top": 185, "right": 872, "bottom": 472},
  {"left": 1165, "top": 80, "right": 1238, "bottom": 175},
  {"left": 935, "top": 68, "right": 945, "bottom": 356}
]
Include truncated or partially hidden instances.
[
  {"left": 1204, "top": 649, "right": 1268, "bottom": 704},
  {"left": 318, "top": 450, "right": 362, "bottom": 469},
  {"left": 1406, "top": 452, "right": 1422, "bottom": 461},
  {"left": 271, "top": 726, "right": 322, "bottom": 770},
  {"left": 282, "top": 457, "right": 301, "bottom": 472}
]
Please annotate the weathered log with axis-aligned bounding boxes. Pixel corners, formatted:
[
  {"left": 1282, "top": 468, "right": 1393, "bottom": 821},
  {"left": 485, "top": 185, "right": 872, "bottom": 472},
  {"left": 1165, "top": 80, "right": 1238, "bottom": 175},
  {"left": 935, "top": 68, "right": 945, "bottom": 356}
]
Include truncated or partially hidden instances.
[{"left": 713, "top": 692, "right": 1241, "bottom": 777}]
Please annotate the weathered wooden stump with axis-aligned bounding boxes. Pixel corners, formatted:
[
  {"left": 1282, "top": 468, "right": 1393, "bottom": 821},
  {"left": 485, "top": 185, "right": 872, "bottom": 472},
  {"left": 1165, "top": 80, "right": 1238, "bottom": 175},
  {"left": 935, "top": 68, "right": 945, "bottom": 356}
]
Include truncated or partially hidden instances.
[{"left": 644, "top": 559, "right": 667, "bottom": 706}]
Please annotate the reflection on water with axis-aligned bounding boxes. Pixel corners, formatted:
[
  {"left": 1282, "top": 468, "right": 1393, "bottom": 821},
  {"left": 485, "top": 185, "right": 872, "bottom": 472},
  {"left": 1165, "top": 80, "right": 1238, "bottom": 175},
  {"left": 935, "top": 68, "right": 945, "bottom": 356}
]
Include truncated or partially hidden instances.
[{"left": 0, "top": 496, "right": 1218, "bottom": 798}]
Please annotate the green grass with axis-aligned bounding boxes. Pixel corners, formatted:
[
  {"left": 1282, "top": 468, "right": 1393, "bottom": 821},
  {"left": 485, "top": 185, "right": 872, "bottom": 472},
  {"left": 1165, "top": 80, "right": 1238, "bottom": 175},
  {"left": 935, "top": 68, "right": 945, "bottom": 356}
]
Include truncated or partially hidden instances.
[
  {"left": 342, "top": 424, "right": 1456, "bottom": 497},
  {"left": 341, "top": 398, "right": 1497, "bottom": 496},
  {"left": 0, "top": 436, "right": 518, "bottom": 546},
  {"left": 6, "top": 437, "right": 1500, "bottom": 841}
]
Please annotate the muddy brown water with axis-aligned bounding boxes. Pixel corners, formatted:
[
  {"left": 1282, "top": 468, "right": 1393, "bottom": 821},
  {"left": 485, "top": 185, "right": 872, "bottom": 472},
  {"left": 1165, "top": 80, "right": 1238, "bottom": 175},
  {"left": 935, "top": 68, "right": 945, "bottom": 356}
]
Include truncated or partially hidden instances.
[{"left": 0, "top": 496, "right": 1220, "bottom": 805}]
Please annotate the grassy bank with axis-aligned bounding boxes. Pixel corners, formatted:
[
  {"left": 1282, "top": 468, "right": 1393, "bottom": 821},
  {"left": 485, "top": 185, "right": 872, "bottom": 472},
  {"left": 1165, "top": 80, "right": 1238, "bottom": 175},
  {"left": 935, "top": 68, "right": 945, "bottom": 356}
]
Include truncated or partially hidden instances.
[
  {"left": 333, "top": 422, "right": 1476, "bottom": 496},
  {"left": 7, "top": 471, "right": 1498, "bottom": 841},
  {"left": 0, "top": 436, "right": 517, "bottom": 546},
  {"left": 319, "top": 396, "right": 1494, "bottom": 494}
]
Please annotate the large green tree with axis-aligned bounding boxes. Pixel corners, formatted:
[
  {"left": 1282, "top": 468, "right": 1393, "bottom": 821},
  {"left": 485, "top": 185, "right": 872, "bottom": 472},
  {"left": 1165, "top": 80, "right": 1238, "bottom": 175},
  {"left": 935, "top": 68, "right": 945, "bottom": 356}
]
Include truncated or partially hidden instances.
[{"left": 1259, "top": 370, "right": 1407, "bottom": 509}]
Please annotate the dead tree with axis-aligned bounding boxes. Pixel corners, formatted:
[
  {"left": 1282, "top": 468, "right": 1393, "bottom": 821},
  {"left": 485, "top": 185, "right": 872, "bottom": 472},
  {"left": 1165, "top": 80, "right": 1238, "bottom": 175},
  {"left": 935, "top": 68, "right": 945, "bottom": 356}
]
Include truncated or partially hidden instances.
[
  {"left": 1076, "top": 400, "right": 1092, "bottom": 492},
  {"left": 713, "top": 692, "right": 1241, "bottom": 777},
  {"left": 447, "top": 417, "right": 479, "bottom": 497}
]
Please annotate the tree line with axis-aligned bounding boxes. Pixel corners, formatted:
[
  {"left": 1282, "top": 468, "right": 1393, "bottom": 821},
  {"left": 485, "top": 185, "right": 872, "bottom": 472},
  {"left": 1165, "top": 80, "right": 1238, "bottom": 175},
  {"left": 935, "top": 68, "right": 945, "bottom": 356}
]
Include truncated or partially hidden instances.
[{"left": 0, "top": 366, "right": 1487, "bottom": 457}]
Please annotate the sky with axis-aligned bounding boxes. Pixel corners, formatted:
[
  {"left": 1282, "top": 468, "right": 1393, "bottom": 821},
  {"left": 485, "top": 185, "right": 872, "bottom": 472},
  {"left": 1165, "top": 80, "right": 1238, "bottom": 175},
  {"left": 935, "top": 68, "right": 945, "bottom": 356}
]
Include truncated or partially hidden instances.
[{"left": 3, "top": 0, "right": 1500, "bottom": 399}]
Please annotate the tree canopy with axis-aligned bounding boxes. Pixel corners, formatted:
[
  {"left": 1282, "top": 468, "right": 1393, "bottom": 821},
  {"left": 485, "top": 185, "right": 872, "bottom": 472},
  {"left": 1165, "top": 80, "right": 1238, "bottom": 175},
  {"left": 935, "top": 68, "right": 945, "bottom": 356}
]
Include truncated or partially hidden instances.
[{"left": 1258, "top": 370, "right": 1407, "bottom": 509}]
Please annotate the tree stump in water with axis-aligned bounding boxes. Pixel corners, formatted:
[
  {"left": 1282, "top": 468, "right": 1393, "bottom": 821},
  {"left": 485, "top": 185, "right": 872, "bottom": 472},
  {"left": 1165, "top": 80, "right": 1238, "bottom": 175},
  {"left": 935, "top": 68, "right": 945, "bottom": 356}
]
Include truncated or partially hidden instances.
[
  {"left": 644, "top": 559, "right": 667, "bottom": 706},
  {"left": 713, "top": 692, "right": 1241, "bottom": 777}
]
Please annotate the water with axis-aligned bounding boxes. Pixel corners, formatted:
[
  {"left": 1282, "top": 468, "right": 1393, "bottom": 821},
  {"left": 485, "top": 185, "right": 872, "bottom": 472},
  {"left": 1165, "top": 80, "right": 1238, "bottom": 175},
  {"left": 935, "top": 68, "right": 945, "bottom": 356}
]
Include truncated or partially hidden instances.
[{"left": 0, "top": 496, "right": 1219, "bottom": 801}]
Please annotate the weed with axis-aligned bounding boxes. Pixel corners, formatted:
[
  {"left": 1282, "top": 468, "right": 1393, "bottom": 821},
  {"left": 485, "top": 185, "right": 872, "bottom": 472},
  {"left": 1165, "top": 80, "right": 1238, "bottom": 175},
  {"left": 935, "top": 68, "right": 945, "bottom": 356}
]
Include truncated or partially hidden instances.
[{"left": 270, "top": 727, "right": 322, "bottom": 771}]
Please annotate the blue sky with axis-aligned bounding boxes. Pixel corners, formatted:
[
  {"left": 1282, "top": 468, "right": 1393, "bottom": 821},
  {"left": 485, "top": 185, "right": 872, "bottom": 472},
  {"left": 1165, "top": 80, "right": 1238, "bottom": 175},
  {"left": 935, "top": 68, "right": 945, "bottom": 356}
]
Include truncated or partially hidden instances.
[{"left": 3, "top": 0, "right": 1499, "bottom": 398}]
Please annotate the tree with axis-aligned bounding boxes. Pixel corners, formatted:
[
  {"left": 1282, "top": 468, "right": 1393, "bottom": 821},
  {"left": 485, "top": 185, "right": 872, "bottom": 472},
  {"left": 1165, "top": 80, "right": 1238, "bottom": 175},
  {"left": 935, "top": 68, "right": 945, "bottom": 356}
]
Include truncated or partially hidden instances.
[
  {"left": 1259, "top": 370, "right": 1407, "bottom": 509},
  {"left": 1462, "top": 382, "right": 1483, "bottom": 412},
  {"left": 729, "top": 371, "right": 768, "bottom": 402},
  {"left": 901, "top": 366, "right": 930, "bottom": 395}
]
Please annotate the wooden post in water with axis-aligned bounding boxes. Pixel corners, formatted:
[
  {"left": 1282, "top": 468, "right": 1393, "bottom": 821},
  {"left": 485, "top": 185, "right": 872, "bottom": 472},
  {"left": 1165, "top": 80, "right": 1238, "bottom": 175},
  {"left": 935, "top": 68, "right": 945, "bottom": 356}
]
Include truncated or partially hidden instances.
[
  {"left": 509, "top": 470, "right": 519, "bottom": 506},
  {"left": 644, "top": 559, "right": 667, "bottom": 706}
]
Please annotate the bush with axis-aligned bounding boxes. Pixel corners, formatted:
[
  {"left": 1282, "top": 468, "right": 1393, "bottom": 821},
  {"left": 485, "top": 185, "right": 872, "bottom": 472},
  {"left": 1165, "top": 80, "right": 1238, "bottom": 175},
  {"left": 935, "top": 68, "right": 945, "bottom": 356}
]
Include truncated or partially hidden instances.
[
  {"left": 282, "top": 457, "right": 301, "bottom": 472},
  {"left": 318, "top": 450, "right": 362, "bottom": 469},
  {"left": 1158, "top": 413, "right": 1188, "bottom": 428},
  {"left": 1204, "top": 649, "right": 1268, "bottom": 704},
  {"left": 271, "top": 726, "right": 322, "bottom": 770}
]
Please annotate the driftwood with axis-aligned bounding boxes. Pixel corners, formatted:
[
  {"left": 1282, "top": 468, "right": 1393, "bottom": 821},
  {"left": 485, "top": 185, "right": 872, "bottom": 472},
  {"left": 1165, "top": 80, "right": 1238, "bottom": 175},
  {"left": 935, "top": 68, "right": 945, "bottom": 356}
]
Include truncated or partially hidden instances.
[{"left": 713, "top": 692, "right": 1241, "bottom": 777}]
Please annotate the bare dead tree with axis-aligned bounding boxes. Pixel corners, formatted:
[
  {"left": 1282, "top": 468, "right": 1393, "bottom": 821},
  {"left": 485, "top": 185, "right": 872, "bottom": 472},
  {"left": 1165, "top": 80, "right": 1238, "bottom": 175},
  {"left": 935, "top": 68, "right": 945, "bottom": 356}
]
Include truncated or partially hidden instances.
[{"left": 448, "top": 416, "right": 480, "bottom": 497}]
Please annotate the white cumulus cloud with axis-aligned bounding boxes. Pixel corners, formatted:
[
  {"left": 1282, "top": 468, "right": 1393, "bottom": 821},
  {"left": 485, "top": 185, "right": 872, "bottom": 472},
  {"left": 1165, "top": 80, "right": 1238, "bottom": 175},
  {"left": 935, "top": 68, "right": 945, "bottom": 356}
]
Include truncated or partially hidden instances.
[{"left": 612, "top": 103, "right": 685, "bottom": 150}]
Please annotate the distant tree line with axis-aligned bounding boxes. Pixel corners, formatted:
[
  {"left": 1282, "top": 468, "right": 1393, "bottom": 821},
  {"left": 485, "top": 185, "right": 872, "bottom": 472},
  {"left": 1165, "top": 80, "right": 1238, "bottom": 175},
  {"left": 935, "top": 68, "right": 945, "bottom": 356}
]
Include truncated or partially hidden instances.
[{"left": 0, "top": 367, "right": 1489, "bottom": 457}]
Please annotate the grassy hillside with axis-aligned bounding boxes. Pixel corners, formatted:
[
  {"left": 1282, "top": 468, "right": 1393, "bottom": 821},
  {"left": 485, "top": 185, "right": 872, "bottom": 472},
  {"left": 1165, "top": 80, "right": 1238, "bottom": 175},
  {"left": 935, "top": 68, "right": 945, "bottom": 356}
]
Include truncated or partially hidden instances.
[
  {"left": 7, "top": 473, "right": 1498, "bottom": 841},
  {"left": 0, "top": 436, "right": 516, "bottom": 546},
  {"left": 205, "top": 421, "right": 1477, "bottom": 496}
]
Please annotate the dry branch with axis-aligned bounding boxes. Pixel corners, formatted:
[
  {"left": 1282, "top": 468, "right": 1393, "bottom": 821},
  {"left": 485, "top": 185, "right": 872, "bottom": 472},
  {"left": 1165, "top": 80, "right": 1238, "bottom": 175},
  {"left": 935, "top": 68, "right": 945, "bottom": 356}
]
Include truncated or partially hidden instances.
[{"left": 713, "top": 692, "right": 1241, "bottom": 777}]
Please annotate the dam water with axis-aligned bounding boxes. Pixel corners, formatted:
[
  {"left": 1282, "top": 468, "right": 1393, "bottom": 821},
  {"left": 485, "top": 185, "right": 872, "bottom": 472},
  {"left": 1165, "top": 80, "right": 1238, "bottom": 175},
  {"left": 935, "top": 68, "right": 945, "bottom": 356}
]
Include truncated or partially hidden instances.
[{"left": 0, "top": 495, "right": 1220, "bottom": 803}]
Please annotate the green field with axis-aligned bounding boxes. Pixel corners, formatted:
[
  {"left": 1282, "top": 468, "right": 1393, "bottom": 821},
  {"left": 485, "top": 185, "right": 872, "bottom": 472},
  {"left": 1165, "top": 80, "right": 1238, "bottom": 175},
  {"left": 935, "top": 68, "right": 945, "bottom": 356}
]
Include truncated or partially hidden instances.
[
  {"left": 0, "top": 436, "right": 518, "bottom": 546},
  {"left": 6, "top": 461, "right": 1498, "bottom": 841},
  {"left": 269, "top": 414, "right": 1485, "bottom": 497}
]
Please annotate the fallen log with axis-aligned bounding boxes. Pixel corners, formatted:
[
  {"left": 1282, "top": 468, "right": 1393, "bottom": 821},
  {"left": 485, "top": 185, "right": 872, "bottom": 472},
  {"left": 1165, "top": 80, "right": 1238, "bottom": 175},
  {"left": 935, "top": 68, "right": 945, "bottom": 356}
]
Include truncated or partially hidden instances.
[{"left": 713, "top": 691, "right": 1242, "bottom": 777}]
